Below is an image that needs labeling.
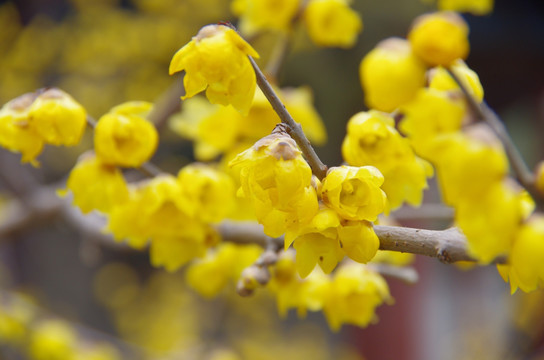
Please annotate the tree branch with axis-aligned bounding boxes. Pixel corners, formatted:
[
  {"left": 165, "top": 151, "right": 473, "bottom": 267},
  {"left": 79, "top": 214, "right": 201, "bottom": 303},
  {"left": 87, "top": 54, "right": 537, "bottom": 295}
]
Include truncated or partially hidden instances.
[
  {"left": 218, "top": 221, "right": 506, "bottom": 264},
  {"left": 446, "top": 67, "right": 543, "bottom": 210},
  {"left": 248, "top": 56, "right": 328, "bottom": 180}
]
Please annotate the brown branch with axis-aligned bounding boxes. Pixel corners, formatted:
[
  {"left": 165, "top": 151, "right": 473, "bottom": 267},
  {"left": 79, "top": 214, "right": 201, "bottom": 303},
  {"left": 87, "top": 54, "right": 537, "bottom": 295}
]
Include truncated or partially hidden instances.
[
  {"left": 367, "top": 263, "right": 419, "bottom": 284},
  {"left": 248, "top": 56, "right": 328, "bottom": 180},
  {"left": 446, "top": 68, "right": 543, "bottom": 210},
  {"left": 219, "top": 221, "right": 506, "bottom": 264}
]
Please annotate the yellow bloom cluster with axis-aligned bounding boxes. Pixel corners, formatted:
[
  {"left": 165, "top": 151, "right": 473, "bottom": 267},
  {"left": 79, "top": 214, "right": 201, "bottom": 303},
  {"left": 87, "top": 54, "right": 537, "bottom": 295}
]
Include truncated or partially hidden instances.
[
  {"left": 231, "top": 132, "right": 387, "bottom": 278},
  {"left": 170, "top": 86, "right": 326, "bottom": 161},
  {"left": 106, "top": 168, "right": 235, "bottom": 272},
  {"left": 230, "top": 133, "right": 319, "bottom": 238},
  {"left": 169, "top": 24, "right": 260, "bottom": 115},
  {"left": 0, "top": 292, "right": 121, "bottom": 360},
  {"left": 231, "top": 0, "right": 362, "bottom": 49},
  {"left": 268, "top": 252, "right": 390, "bottom": 330},
  {"left": 359, "top": 11, "right": 470, "bottom": 112},
  {"left": 342, "top": 110, "right": 433, "bottom": 211},
  {"left": 0, "top": 88, "right": 86, "bottom": 165},
  {"left": 186, "top": 242, "right": 263, "bottom": 298}
]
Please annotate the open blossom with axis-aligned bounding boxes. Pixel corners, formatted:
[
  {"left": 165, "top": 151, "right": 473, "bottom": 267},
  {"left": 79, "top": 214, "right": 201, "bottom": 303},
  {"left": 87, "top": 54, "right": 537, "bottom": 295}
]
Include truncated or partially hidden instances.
[
  {"left": 322, "top": 263, "right": 391, "bottom": 331},
  {"left": 497, "top": 215, "right": 544, "bottom": 293},
  {"left": 94, "top": 101, "right": 158, "bottom": 167},
  {"left": 304, "top": 0, "right": 362, "bottom": 48},
  {"left": 0, "top": 88, "right": 86, "bottom": 165},
  {"left": 231, "top": 0, "right": 301, "bottom": 35},
  {"left": 285, "top": 206, "right": 379, "bottom": 277},
  {"left": 0, "top": 93, "right": 44, "bottom": 165},
  {"left": 169, "top": 24, "right": 260, "bottom": 115},
  {"left": 27, "top": 88, "right": 87, "bottom": 146},
  {"left": 229, "top": 133, "right": 318, "bottom": 237},
  {"left": 321, "top": 165, "right": 386, "bottom": 221},
  {"left": 342, "top": 110, "right": 432, "bottom": 211},
  {"left": 177, "top": 163, "right": 235, "bottom": 223},
  {"left": 59, "top": 153, "right": 129, "bottom": 214}
]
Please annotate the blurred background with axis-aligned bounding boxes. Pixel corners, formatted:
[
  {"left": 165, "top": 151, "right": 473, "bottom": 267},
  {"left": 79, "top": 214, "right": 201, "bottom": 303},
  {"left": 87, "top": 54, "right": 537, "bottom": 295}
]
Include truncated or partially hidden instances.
[{"left": 0, "top": 0, "right": 543, "bottom": 359}]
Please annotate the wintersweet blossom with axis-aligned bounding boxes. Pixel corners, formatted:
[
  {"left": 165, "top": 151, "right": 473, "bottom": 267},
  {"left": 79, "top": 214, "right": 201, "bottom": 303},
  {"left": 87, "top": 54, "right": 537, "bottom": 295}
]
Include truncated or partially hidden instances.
[
  {"left": 27, "top": 88, "right": 87, "bottom": 146},
  {"left": 322, "top": 263, "right": 391, "bottom": 331},
  {"left": 169, "top": 24, "right": 260, "bottom": 115},
  {"left": 428, "top": 60, "right": 484, "bottom": 102},
  {"left": 360, "top": 38, "right": 426, "bottom": 112},
  {"left": 498, "top": 215, "right": 544, "bottom": 293},
  {"left": 408, "top": 11, "right": 469, "bottom": 66},
  {"left": 0, "top": 93, "right": 44, "bottom": 165},
  {"left": 321, "top": 165, "right": 386, "bottom": 221},
  {"left": 177, "top": 163, "right": 235, "bottom": 223},
  {"left": 304, "top": 0, "right": 362, "bottom": 48},
  {"left": 60, "top": 153, "right": 129, "bottom": 214},
  {"left": 231, "top": 0, "right": 301, "bottom": 35},
  {"left": 229, "top": 133, "right": 319, "bottom": 237},
  {"left": 94, "top": 101, "right": 158, "bottom": 167},
  {"left": 342, "top": 110, "right": 432, "bottom": 211}
]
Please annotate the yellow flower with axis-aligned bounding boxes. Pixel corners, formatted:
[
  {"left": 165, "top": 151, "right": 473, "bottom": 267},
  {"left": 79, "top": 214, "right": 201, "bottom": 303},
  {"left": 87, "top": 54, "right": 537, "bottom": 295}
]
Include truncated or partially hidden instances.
[
  {"left": 28, "top": 88, "right": 87, "bottom": 146},
  {"left": 321, "top": 165, "right": 386, "bottom": 221},
  {"left": 304, "top": 0, "right": 362, "bottom": 48},
  {"left": 185, "top": 243, "right": 262, "bottom": 298},
  {"left": 149, "top": 233, "right": 210, "bottom": 272},
  {"left": 371, "top": 250, "right": 415, "bottom": 266},
  {"left": 230, "top": 133, "right": 318, "bottom": 237},
  {"left": 437, "top": 0, "right": 493, "bottom": 15},
  {"left": 94, "top": 101, "right": 158, "bottom": 167},
  {"left": 497, "top": 215, "right": 544, "bottom": 293},
  {"left": 433, "top": 132, "right": 508, "bottom": 205},
  {"left": 428, "top": 60, "right": 484, "bottom": 102},
  {"left": 106, "top": 175, "right": 202, "bottom": 250},
  {"left": 169, "top": 24, "right": 260, "bottom": 115},
  {"left": 342, "top": 110, "right": 432, "bottom": 211},
  {"left": 322, "top": 263, "right": 390, "bottom": 331},
  {"left": 285, "top": 206, "right": 379, "bottom": 277},
  {"left": 408, "top": 11, "right": 469, "bottom": 66},
  {"left": 337, "top": 220, "right": 379, "bottom": 264},
  {"left": 456, "top": 180, "right": 532, "bottom": 263},
  {"left": 285, "top": 206, "right": 344, "bottom": 277},
  {"left": 177, "top": 163, "right": 235, "bottom": 223},
  {"left": 399, "top": 88, "right": 466, "bottom": 160},
  {"left": 60, "top": 153, "right": 129, "bottom": 214},
  {"left": 359, "top": 38, "right": 426, "bottom": 112},
  {"left": 0, "top": 93, "right": 44, "bottom": 165},
  {"left": 29, "top": 320, "right": 77, "bottom": 360},
  {"left": 231, "top": 0, "right": 301, "bottom": 35}
]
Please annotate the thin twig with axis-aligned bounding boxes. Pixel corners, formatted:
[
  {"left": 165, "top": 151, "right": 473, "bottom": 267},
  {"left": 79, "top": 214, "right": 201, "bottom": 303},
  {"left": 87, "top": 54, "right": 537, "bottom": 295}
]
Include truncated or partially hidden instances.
[
  {"left": 249, "top": 56, "right": 328, "bottom": 180},
  {"left": 446, "top": 68, "right": 543, "bottom": 209},
  {"left": 367, "top": 263, "right": 419, "bottom": 284}
]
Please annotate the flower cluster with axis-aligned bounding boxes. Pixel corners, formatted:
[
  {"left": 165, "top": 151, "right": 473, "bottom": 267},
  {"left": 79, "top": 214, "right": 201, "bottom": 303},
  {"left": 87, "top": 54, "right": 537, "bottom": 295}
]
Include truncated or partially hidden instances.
[
  {"left": 232, "top": 0, "right": 362, "bottom": 48},
  {"left": 0, "top": 88, "right": 86, "bottom": 165},
  {"left": 268, "top": 251, "right": 391, "bottom": 331},
  {"left": 230, "top": 131, "right": 386, "bottom": 278},
  {"left": 170, "top": 86, "right": 326, "bottom": 161}
]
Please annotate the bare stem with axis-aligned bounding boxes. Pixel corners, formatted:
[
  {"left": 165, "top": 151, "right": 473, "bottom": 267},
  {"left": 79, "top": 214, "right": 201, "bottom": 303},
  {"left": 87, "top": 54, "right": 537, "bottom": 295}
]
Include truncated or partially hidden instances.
[
  {"left": 446, "top": 68, "right": 543, "bottom": 209},
  {"left": 248, "top": 56, "right": 328, "bottom": 180}
]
